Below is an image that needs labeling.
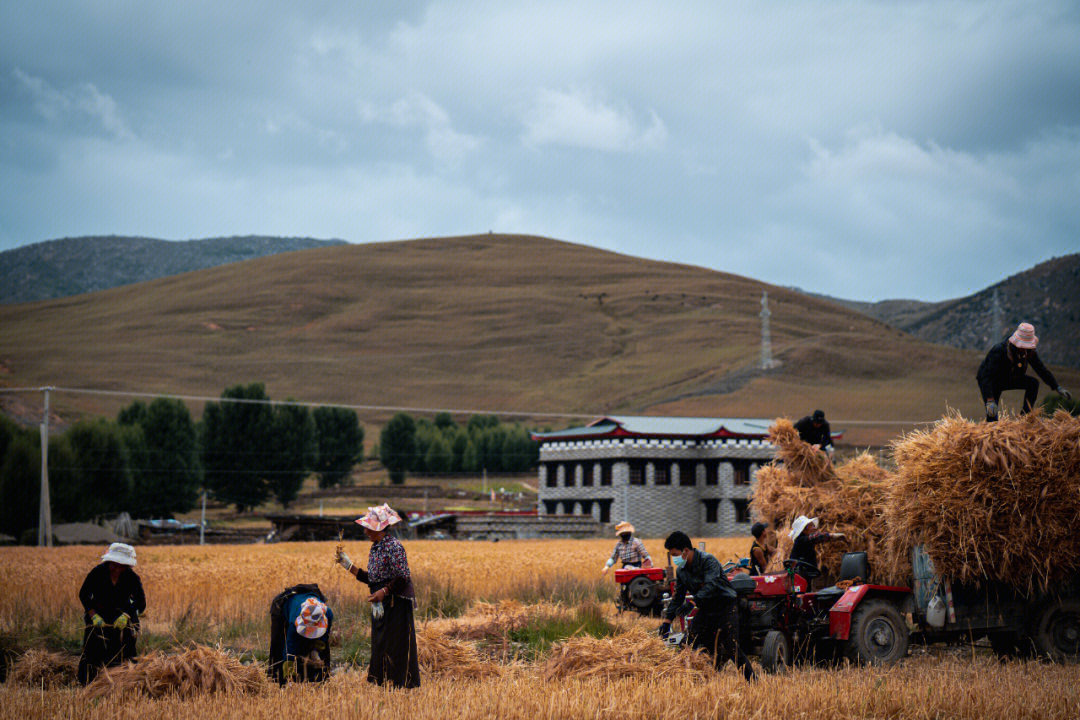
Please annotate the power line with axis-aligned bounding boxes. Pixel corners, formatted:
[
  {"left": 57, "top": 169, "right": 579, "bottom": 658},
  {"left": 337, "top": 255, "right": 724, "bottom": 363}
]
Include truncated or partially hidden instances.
[{"left": 0, "top": 384, "right": 944, "bottom": 425}]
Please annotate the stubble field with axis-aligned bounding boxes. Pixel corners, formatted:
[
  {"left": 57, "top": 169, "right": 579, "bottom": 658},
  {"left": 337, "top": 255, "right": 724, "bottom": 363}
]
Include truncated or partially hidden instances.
[{"left": 1, "top": 539, "right": 1077, "bottom": 720}]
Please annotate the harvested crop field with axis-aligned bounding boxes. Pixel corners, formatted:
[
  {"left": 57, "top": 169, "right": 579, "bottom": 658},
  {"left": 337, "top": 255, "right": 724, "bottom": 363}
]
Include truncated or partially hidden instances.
[{"left": 2, "top": 536, "right": 1078, "bottom": 718}]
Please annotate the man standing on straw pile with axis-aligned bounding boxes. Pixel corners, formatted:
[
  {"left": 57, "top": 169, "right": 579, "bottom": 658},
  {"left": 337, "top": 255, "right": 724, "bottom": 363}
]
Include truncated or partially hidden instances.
[
  {"left": 794, "top": 410, "right": 833, "bottom": 454},
  {"left": 978, "top": 322, "right": 1070, "bottom": 421},
  {"left": 77, "top": 543, "right": 145, "bottom": 684},
  {"left": 658, "top": 531, "right": 756, "bottom": 682},
  {"left": 337, "top": 503, "right": 420, "bottom": 689}
]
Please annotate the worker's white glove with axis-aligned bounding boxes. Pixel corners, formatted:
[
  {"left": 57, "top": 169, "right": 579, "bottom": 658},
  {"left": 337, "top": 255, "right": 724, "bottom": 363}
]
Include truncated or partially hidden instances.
[
  {"left": 336, "top": 550, "right": 353, "bottom": 571},
  {"left": 1057, "top": 386, "right": 1072, "bottom": 401},
  {"left": 371, "top": 601, "right": 384, "bottom": 621},
  {"left": 985, "top": 400, "right": 998, "bottom": 420}
]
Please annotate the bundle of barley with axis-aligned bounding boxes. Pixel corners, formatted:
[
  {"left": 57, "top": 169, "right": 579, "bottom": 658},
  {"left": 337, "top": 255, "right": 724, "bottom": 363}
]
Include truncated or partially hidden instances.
[
  {"left": 416, "top": 624, "right": 503, "bottom": 679},
  {"left": 887, "top": 411, "right": 1080, "bottom": 591},
  {"left": 541, "top": 627, "right": 715, "bottom": 681},
  {"left": 752, "top": 419, "right": 900, "bottom": 582},
  {"left": 8, "top": 649, "right": 78, "bottom": 688},
  {"left": 83, "top": 645, "right": 266, "bottom": 699},
  {"left": 423, "top": 600, "right": 573, "bottom": 641}
]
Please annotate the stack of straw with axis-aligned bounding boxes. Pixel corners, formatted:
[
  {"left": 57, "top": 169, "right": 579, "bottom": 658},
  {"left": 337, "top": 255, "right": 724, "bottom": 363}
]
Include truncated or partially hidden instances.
[
  {"left": 752, "top": 418, "right": 899, "bottom": 582},
  {"left": 8, "top": 649, "right": 78, "bottom": 688},
  {"left": 887, "top": 411, "right": 1080, "bottom": 592},
  {"left": 83, "top": 645, "right": 266, "bottom": 699},
  {"left": 541, "top": 627, "right": 715, "bottom": 680},
  {"left": 423, "top": 600, "right": 573, "bottom": 641},
  {"left": 415, "top": 624, "right": 503, "bottom": 679}
]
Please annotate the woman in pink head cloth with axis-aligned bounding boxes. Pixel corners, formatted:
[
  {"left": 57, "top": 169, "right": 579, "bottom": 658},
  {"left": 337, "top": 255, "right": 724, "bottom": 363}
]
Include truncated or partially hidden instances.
[
  {"left": 335, "top": 503, "right": 419, "bottom": 689},
  {"left": 976, "top": 322, "right": 1070, "bottom": 421}
]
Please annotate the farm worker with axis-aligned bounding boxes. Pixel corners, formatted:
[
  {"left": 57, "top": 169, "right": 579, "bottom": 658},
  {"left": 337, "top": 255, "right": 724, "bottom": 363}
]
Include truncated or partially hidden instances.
[
  {"left": 789, "top": 515, "right": 844, "bottom": 580},
  {"left": 268, "top": 584, "right": 334, "bottom": 685},
  {"left": 748, "top": 522, "right": 774, "bottom": 575},
  {"left": 77, "top": 542, "right": 145, "bottom": 684},
  {"left": 794, "top": 409, "right": 833, "bottom": 454},
  {"left": 336, "top": 503, "right": 420, "bottom": 689},
  {"left": 977, "top": 322, "right": 1069, "bottom": 421},
  {"left": 601, "top": 521, "right": 653, "bottom": 575},
  {"left": 658, "top": 531, "right": 756, "bottom": 682}
]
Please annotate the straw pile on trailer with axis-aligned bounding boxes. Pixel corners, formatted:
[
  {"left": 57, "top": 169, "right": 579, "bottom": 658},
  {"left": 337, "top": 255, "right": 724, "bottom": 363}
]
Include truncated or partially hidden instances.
[
  {"left": 8, "top": 649, "right": 78, "bottom": 688},
  {"left": 541, "top": 627, "right": 715, "bottom": 681},
  {"left": 752, "top": 419, "right": 900, "bottom": 582},
  {"left": 83, "top": 645, "right": 266, "bottom": 699},
  {"left": 887, "top": 410, "right": 1080, "bottom": 592}
]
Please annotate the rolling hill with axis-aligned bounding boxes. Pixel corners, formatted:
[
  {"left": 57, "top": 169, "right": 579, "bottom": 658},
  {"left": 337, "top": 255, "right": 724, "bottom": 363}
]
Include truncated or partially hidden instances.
[
  {"left": 0, "top": 235, "right": 347, "bottom": 304},
  {"left": 811, "top": 254, "right": 1080, "bottom": 369},
  {"left": 1, "top": 234, "right": 1076, "bottom": 446}
]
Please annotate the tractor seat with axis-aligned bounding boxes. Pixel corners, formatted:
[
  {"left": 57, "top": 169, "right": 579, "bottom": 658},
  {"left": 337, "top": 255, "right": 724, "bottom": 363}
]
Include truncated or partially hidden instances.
[{"left": 816, "top": 552, "right": 870, "bottom": 602}]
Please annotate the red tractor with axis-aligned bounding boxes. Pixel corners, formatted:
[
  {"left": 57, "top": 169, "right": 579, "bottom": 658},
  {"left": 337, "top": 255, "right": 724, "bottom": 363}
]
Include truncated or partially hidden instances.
[{"left": 613, "top": 566, "right": 671, "bottom": 616}]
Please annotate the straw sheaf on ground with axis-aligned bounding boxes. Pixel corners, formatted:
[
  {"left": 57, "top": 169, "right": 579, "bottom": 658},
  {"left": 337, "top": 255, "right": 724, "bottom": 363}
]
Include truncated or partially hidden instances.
[
  {"left": 8, "top": 649, "right": 78, "bottom": 688},
  {"left": 752, "top": 418, "right": 899, "bottom": 582},
  {"left": 83, "top": 645, "right": 266, "bottom": 700},
  {"left": 541, "top": 627, "right": 716, "bottom": 681},
  {"left": 888, "top": 410, "right": 1080, "bottom": 591}
]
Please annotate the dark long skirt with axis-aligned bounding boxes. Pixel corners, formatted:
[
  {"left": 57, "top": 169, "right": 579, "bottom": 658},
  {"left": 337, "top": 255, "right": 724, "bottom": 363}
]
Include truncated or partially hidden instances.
[
  {"left": 368, "top": 596, "right": 420, "bottom": 689},
  {"left": 77, "top": 625, "right": 137, "bottom": 685}
]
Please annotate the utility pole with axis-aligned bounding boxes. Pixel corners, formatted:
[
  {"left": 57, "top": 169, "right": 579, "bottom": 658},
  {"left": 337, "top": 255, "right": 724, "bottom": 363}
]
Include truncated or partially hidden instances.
[
  {"left": 760, "top": 291, "right": 774, "bottom": 370},
  {"left": 38, "top": 387, "right": 53, "bottom": 547},
  {"left": 990, "top": 288, "right": 1004, "bottom": 342},
  {"left": 199, "top": 491, "right": 206, "bottom": 545}
]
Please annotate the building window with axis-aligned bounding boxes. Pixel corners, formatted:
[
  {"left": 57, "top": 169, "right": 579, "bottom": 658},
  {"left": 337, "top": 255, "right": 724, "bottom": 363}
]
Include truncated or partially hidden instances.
[
  {"left": 599, "top": 499, "right": 612, "bottom": 523},
  {"left": 600, "top": 462, "right": 612, "bottom": 486},
  {"left": 579, "top": 499, "right": 594, "bottom": 516},
  {"left": 563, "top": 463, "right": 575, "bottom": 487},
  {"left": 679, "top": 461, "right": 696, "bottom": 486},
  {"left": 731, "top": 499, "right": 750, "bottom": 523},
  {"left": 628, "top": 461, "right": 645, "bottom": 486},
  {"left": 733, "top": 461, "right": 751, "bottom": 486},
  {"left": 654, "top": 462, "right": 670, "bottom": 485},
  {"left": 543, "top": 500, "right": 558, "bottom": 515},
  {"left": 544, "top": 463, "right": 557, "bottom": 487},
  {"left": 705, "top": 461, "right": 719, "bottom": 486},
  {"left": 702, "top": 498, "right": 720, "bottom": 524},
  {"left": 581, "top": 463, "right": 594, "bottom": 486}
]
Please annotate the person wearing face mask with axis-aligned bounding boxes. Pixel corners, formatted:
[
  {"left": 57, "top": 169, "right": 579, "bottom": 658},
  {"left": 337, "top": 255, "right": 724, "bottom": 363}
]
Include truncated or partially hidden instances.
[
  {"left": 658, "top": 531, "right": 755, "bottom": 682},
  {"left": 977, "top": 322, "right": 1070, "bottom": 422},
  {"left": 600, "top": 521, "right": 653, "bottom": 575}
]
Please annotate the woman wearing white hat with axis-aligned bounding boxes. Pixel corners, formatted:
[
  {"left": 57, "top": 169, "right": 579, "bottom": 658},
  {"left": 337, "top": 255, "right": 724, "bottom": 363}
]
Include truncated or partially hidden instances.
[
  {"left": 336, "top": 503, "right": 419, "bottom": 689},
  {"left": 977, "top": 322, "right": 1070, "bottom": 421},
  {"left": 788, "top": 516, "right": 844, "bottom": 581},
  {"left": 77, "top": 543, "right": 145, "bottom": 684}
]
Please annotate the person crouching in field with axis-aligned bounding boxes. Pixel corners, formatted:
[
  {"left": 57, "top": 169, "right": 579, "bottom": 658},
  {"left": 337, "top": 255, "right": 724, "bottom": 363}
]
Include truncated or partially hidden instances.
[
  {"left": 77, "top": 543, "right": 145, "bottom": 684},
  {"left": 268, "top": 584, "right": 334, "bottom": 684},
  {"left": 337, "top": 503, "right": 420, "bottom": 689}
]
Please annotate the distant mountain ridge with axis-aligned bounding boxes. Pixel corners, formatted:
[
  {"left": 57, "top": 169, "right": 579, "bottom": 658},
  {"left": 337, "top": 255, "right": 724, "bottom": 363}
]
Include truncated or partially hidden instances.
[
  {"left": 807, "top": 254, "right": 1080, "bottom": 369},
  {"left": 0, "top": 235, "right": 347, "bottom": 304}
]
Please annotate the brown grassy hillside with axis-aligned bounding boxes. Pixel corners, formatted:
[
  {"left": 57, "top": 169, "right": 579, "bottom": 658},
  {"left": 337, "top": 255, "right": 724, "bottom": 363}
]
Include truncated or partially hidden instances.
[{"left": 1, "top": 234, "right": 1075, "bottom": 445}]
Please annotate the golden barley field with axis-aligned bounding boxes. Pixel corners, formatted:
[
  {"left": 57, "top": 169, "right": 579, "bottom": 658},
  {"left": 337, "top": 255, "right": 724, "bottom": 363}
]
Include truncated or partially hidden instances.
[{"left": 2, "top": 539, "right": 1079, "bottom": 720}]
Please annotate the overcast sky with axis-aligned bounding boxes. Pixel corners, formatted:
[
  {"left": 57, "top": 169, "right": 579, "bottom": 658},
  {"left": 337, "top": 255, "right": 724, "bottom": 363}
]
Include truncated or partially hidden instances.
[{"left": 2, "top": 2, "right": 1078, "bottom": 301}]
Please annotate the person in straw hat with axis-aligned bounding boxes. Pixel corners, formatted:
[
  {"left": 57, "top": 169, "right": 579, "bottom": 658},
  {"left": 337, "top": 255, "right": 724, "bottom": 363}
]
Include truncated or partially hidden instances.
[
  {"left": 77, "top": 542, "right": 145, "bottom": 684},
  {"left": 977, "top": 322, "right": 1070, "bottom": 422},
  {"left": 601, "top": 521, "right": 653, "bottom": 575},
  {"left": 336, "top": 503, "right": 420, "bottom": 689},
  {"left": 268, "top": 584, "right": 334, "bottom": 684}
]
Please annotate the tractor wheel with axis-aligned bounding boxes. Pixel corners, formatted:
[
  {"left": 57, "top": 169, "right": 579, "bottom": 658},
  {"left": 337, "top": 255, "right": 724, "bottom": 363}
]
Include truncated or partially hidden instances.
[
  {"left": 761, "top": 630, "right": 791, "bottom": 674},
  {"left": 627, "top": 576, "right": 659, "bottom": 616},
  {"left": 844, "top": 599, "right": 908, "bottom": 666},
  {"left": 1031, "top": 599, "right": 1080, "bottom": 663}
]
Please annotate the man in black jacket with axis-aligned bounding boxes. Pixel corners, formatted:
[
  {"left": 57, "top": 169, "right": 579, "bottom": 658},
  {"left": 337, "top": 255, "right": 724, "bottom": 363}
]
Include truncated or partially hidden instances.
[
  {"left": 794, "top": 410, "right": 833, "bottom": 453},
  {"left": 977, "top": 323, "right": 1070, "bottom": 421},
  {"left": 658, "top": 531, "right": 755, "bottom": 681}
]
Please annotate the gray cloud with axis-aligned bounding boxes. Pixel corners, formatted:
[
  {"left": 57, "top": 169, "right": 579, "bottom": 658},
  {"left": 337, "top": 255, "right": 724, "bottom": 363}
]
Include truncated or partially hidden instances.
[{"left": 1, "top": 1, "right": 1079, "bottom": 300}]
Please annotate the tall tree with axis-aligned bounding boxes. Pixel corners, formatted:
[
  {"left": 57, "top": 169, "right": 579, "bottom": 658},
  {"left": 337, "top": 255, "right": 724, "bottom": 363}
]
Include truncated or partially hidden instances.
[
  {"left": 267, "top": 402, "right": 317, "bottom": 507},
  {"left": 64, "top": 419, "right": 132, "bottom": 520},
  {"left": 201, "top": 383, "right": 275, "bottom": 512},
  {"left": 119, "top": 398, "right": 201, "bottom": 517},
  {"left": 0, "top": 433, "right": 40, "bottom": 540},
  {"left": 380, "top": 413, "right": 416, "bottom": 485},
  {"left": 313, "top": 407, "right": 363, "bottom": 489}
]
